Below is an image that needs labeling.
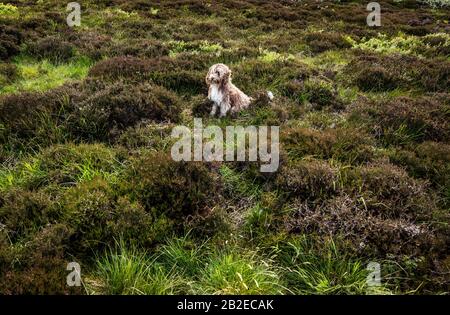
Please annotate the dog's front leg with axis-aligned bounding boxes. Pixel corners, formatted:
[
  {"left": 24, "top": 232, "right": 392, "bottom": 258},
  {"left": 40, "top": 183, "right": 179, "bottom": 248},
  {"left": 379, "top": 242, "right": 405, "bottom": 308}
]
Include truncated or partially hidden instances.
[
  {"left": 219, "top": 101, "right": 231, "bottom": 118},
  {"left": 210, "top": 102, "right": 219, "bottom": 117}
]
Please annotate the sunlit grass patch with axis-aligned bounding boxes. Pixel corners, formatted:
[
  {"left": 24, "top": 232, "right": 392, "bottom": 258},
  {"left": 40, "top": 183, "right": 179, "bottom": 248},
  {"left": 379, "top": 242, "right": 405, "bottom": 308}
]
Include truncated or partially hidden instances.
[
  {"left": 299, "top": 50, "right": 350, "bottom": 70},
  {"left": 149, "top": 7, "right": 159, "bottom": 15},
  {"left": 0, "top": 143, "right": 123, "bottom": 192},
  {"left": 0, "top": 159, "right": 41, "bottom": 192},
  {"left": 91, "top": 237, "right": 285, "bottom": 295},
  {"left": 0, "top": 56, "right": 92, "bottom": 94},
  {"left": 418, "top": 0, "right": 450, "bottom": 8},
  {"left": 104, "top": 7, "right": 141, "bottom": 21},
  {"left": 258, "top": 50, "right": 294, "bottom": 63},
  {"left": 364, "top": 88, "right": 413, "bottom": 101},
  {"left": 0, "top": 3, "right": 18, "bottom": 18},
  {"left": 196, "top": 249, "right": 284, "bottom": 295},
  {"left": 292, "top": 111, "right": 347, "bottom": 130},
  {"left": 168, "top": 40, "right": 223, "bottom": 57},
  {"left": 154, "top": 234, "right": 208, "bottom": 278},
  {"left": 272, "top": 236, "right": 393, "bottom": 295},
  {"left": 80, "top": 6, "right": 143, "bottom": 30},
  {"left": 347, "top": 33, "right": 421, "bottom": 55},
  {"left": 219, "top": 165, "right": 262, "bottom": 201},
  {"left": 347, "top": 33, "right": 450, "bottom": 57},
  {"left": 92, "top": 240, "right": 183, "bottom": 295}
]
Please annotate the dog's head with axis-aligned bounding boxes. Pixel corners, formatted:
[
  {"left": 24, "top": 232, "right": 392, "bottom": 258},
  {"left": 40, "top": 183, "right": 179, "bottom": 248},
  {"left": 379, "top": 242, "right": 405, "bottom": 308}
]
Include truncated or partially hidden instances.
[{"left": 206, "top": 63, "right": 231, "bottom": 86}]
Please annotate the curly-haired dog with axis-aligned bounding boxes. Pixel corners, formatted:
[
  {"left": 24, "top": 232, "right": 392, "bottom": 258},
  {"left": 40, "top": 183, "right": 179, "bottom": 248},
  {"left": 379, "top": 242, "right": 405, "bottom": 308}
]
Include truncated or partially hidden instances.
[{"left": 205, "top": 63, "right": 273, "bottom": 117}]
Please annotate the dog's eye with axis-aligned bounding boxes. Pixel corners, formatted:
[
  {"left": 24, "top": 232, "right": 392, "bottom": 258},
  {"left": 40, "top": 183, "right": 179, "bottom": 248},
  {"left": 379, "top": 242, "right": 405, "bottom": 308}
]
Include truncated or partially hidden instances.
[{"left": 216, "top": 70, "right": 220, "bottom": 75}]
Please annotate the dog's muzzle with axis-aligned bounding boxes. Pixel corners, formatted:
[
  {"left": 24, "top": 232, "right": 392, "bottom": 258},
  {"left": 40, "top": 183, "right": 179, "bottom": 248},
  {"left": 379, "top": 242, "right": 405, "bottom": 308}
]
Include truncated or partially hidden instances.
[{"left": 208, "top": 76, "right": 219, "bottom": 84}]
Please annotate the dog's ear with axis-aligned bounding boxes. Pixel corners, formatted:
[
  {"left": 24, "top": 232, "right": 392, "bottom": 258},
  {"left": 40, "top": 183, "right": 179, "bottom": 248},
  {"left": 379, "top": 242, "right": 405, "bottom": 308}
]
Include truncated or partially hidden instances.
[{"left": 223, "top": 67, "right": 231, "bottom": 82}]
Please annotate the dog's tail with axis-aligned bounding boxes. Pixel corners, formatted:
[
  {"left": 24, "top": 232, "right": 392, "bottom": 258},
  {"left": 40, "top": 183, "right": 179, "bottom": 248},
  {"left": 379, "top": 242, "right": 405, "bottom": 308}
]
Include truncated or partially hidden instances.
[{"left": 250, "top": 90, "right": 274, "bottom": 106}]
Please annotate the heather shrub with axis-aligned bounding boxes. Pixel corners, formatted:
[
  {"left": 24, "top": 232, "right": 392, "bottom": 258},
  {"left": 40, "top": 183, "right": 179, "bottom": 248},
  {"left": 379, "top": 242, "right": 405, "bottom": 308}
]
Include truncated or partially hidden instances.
[
  {"left": 0, "top": 189, "right": 56, "bottom": 242},
  {"left": 88, "top": 56, "right": 157, "bottom": 79},
  {"left": 280, "top": 80, "right": 308, "bottom": 105},
  {"left": 88, "top": 56, "right": 192, "bottom": 80},
  {"left": 355, "top": 65, "right": 398, "bottom": 92},
  {"left": 275, "top": 159, "right": 338, "bottom": 201},
  {"left": 349, "top": 96, "right": 449, "bottom": 143},
  {"left": 44, "top": 10, "right": 66, "bottom": 22},
  {"left": 191, "top": 95, "right": 214, "bottom": 118},
  {"left": 152, "top": 69, "right": 205, "bottom": 95},
  {"left": 0, "top": 62, "right": 17, "bottom": 85},
  {"left": 345, "top": 54, "right": 402, "bottom": 91},
  {"left": 69, "top": 82, "right": 182, "bottom": 141},
  {"left": 287, "top": 79, "right": 344, "bottom": 110},
  {"left": 0, "top": 231, "right": 12, "bottom": 271},
  {"left": 305, "top": 80, "right": 342, "bottom": 110},
  {"left": 88, "top": 56, "right": 205, "bottom": 94},
  {"left": 111, "top": 39, "right": 169, "bottom": 58},
  {"left": 68, "top": 31, "right": 113, "bottom": 60},
  {"left": 286, "top": 195, "right": 442, "bottom": 258},
  {"left": 225, "top": 148, "right": 285, "bottom": 186},
  {"left": 417, "top": 0, "right": 450, "bottom": 8},
  {"left": 61, "top": 178, "right": 158, "bottom": 254},
  {"left": 420, "top": 34, "right": 450, "bottom": 57},
  {"left": 281, "top": 127, "right": 334, "bottom": 160},
  {"left": 0, "top": 86, "right": 74, "bottom": 147},
  {"left": 328, "top": 128, "right": 375, "bottom": 164},
  {"left": 349, "top": 32, "right": 450, "bottom": 58},
  {"left": 234, "top": 92, "right": 291, "bottom": 125},
  {"left": 233, "top": 59, "right": 311, "bottom": 94},
  {"left": 0, "top": 25, "right": 23, "bottom": 59},
  {"left": 305, "top": 32, "right": 351, "bottom": 54},
  {"left": 0, "top": 223, "right": 81, "bottom": 294},
  {"left": 186, "top": 206, "right": 232, "bottom": 239},
  {"left": 33, "top": 143, "right": 124, "bottom": 187},
  {"left": 251, "top": 90, "right": 274, "bottom": 108},
  {"left": 220, "top": 47, "right": 261, "bottom": 64},
  {"left": 281, "top": 126, "right": 375, "bottom": 164},
  {"left": 388, "top": 141, "right": 450, "bottom": 197},
  {"left": 280, "top": 79, "right": 306, "bottom": 99},
  {"left": 168, "top": 52, "right": 217, "bottom": 71},
  {"left": 159, "top": 1, "right": 214, "bottom": 15},
  {"left": 346, "top": 53, "right": 450, "bottom": 92},
  {"left": 1, "top": 80, "right": 183, "bottom": 146},
  {"left": 120, "top": 152, "right": 218, "bottom": 221},
  {"left": 19, "top": 16, "right": 53, "bottom": 34},
  {"left": 344, "top": 162, "right": 436, "bottom": 220},
  {"left": 249, "top": 102, "right": 290, "bottom": 126},
  {"left": 116, "top": 122, "right": 175, "bottom": 151},
  {"left": 27, "top": 36, "right": 76, "bottom": 63},
  {"left": 0, "top": 91, "right": 56, "bottom": 137}
]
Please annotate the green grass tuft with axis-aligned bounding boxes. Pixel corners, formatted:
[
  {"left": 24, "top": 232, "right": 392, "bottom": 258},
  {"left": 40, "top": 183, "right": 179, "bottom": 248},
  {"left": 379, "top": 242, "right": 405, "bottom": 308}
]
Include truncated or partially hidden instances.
[{"left": 1, "top": 56, "right": 92, "bottom": 94}]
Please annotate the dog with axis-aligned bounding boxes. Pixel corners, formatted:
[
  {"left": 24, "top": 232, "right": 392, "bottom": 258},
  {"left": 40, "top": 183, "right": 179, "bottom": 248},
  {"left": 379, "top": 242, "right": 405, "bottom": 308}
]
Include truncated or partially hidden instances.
[{"left": 205, "top": 63, "right": 273, "bottom": 118}]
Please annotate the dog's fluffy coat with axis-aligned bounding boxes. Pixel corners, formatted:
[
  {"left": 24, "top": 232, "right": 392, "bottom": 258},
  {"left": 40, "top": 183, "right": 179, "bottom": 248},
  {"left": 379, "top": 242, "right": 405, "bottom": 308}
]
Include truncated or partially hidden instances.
[{"left": 205, "top": 63, "right": 252, "bottom": 117}]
